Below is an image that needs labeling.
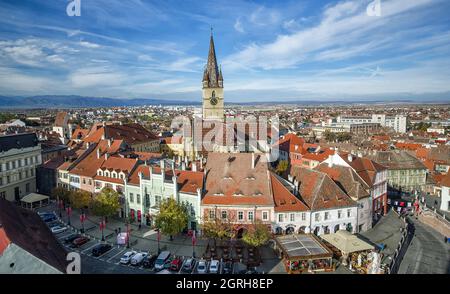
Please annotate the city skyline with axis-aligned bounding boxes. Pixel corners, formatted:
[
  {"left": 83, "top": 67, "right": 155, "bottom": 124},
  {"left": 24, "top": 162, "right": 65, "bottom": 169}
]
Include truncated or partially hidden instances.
[{"left": 1, "top": 0, "right": 450, "bottom": 102}]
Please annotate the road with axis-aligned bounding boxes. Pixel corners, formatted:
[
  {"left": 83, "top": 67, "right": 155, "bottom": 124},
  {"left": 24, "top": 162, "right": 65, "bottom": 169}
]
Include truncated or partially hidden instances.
[{"left": 398, "top": 217, "right": 450, "bottom": 274}]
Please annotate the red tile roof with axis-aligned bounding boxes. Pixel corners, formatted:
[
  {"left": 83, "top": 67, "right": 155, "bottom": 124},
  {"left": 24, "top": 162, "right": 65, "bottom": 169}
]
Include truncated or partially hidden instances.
[
  {"left": 441, "top": 173, "right": 450, "bottom": 188},
  {"left": 84, "top": 123, "right": 158, "bottom": 145},
  {"left": 0, "top": 199, "right": 68, "bottom": 272},
  {"left": 290, "top": 166, "right": 356, "bottom": 210},
  {"left": 271, "top": 173, "right": 309, "bottom": 212},
  {"left": 54, "top": 112, "right": 68, "bottom": 127},
  {"left": 340, "top": 153, "right": 386, "bottom": 187},
  {"left": 202, "top": 153, "right": 274, "bottom": 206}
]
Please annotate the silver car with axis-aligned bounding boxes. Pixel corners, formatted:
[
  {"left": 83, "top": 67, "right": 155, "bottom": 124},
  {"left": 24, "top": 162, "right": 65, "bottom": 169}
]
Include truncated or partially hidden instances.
[{"left": 120, "top": 251, "right": 137, "bottom": 264}]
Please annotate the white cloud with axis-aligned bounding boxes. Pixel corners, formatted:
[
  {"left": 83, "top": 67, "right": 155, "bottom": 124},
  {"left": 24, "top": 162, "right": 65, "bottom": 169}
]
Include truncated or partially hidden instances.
[
  {"left": 234, "top": 18, "right": 245, "bottom": 33},
  {"left": 70, "top": 67, "right": 124, "bottom": 88},
  {"left": 79, "top": 41, "right": 101, "bottom": 49},
  {"left": 224, "top": 0, "right": 437, "bottom": 70}
]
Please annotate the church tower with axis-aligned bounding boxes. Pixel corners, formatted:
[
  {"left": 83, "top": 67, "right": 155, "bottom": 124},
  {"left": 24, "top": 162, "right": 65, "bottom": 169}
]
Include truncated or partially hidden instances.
[{"left": 202, "top": 31, "right": 224, "bottom": 121}]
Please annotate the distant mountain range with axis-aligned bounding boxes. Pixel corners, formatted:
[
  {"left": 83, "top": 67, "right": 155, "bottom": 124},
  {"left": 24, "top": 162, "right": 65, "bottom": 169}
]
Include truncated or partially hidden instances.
[
  {"left": 0, "top": 94, "right": 448, "bottom": 109},
  {"left": 0, "top": 95, "right": 200, "bottom": 109}
]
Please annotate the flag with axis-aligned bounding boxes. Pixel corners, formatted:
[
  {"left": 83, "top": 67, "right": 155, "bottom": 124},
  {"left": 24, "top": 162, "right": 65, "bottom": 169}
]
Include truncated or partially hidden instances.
[{"left": 192, "top": 230, "right": 196, "bottom": 246}]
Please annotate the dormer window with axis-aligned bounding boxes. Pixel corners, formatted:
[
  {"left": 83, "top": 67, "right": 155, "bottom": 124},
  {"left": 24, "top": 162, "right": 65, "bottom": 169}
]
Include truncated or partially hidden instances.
[
  {"left": 253, "top": 190, "right": 263, "bottom": 196},
  {"left": 213, "top": 191, "right": 224, "bottom": 196},
  {"left": 233, "top": 190, "right": 244, "bottom": 196}
]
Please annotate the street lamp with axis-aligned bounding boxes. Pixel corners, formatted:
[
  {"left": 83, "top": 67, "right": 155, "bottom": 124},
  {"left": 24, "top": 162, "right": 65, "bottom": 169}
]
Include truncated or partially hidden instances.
[
  {"left": 156, "top": 228, "right": 161, "bottom": 254},
  {"left": 58, "top": 200, "right": 63, "bottom": 218},
  {"left": 66, "top": 206, "right": 72, "bottom": 226},
  {"left": 80, "top": 212, "right": 86, "bottom": 233},
  {"left": 100, "top": 218, "right": 106, "bottom": 242},
  {"left": 192, "top": 229, "right": 196, "bottom": 258},
  {"left": 126, "top": 222, "right": 131, "bottom": 248}
]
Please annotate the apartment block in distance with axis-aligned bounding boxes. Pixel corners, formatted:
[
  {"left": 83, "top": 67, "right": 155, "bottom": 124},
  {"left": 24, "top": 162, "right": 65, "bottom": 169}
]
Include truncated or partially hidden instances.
[{"left": 0, "top": 133, "right": 42, "bottom": 202}]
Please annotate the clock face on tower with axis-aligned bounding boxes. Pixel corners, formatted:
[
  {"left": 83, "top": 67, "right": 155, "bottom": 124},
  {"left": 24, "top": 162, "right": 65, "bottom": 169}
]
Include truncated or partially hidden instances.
[{"left": 210, "top": 90, "right": 218, "bottom": 106}]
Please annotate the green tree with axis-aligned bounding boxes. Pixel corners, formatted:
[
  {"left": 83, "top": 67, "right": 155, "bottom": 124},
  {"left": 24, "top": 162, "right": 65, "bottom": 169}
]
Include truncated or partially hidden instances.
[
  {"left": 51, "top": 187, "right": 71, "bottom": 204},
  {"left": 323, "top": 130, "right": 337, "bottom": 142},
  {"left": 275, "top": 160, "right": 289, "bottom": 175},
  {"left": 201, "top": 214, "right": 234, "bottom": 241},
  {"left": 337, "top": 132, "right": 352, "bottom": 142},
  {"left": 154, "top": 198, "right": 189, "bottom": 241},
  {"left": 242, "top": 220, "right": 271, "bottom": 248},
  {"left": 91, "top": 187, "right": 121, "bottom": 219},
  {"left": 69, "top": 190, "right": 92, "bottom": 210}
]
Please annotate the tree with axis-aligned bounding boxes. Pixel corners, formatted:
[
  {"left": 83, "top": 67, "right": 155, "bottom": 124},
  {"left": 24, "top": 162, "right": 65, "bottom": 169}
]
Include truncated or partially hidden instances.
[
  {"left": 275, "top": 160, "right": 289, "bottom": 175},
  {"left": 70, "top": 190, "right": 92, "bottom": 210},
  {"left": 201, "top": 214, "right": 234, "bottom": 241},
  {"left": 337, "top": 132, "right": 352, "bottom": 142},
  {"left": 323, "top": 130, "right": 337, "bottom": 142},
  {"left": 91, "top": 187, "right": 121, "bottom": 219},
  {"left": 154, "top": 198, "right": 189, "bottom": 241},
  {"left": 242, "top": 220, "right": 271, "bottom": 248},
  {"left": 51, "top": 187, "right": 71, "bottom": 204}
]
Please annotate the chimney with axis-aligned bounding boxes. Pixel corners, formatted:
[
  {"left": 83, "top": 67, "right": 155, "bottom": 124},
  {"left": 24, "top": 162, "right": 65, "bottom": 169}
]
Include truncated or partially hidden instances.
[
  {"left": 86, "top": 142, "right": 90, "bottom": 149},
  {"left": 251, "top": 153, "right": 255, "bottom": 169},
  {"left": 288, "top": 174, "right": 293, "bottom": 183},
  {"left": 181, "top": 161, "right": 186, "bottom": 170},
  {"left": 348, "top": 154, "right": 353, "bottom": 162},
  {"left": 192, "top": 162, "right": 197, "bottom": 172},
  {"left": 101, "top": 134, "right": 106, "bottom": 140},
  {"left": 293, "top": 179, "right": 299, "bottom": 196},
  {"left": 108, "top": 139, "right": 111, "bottom": 148},
  {"left": 173, "top": 176, "right": 178, "bottom": 199},
  {"left": 105, "top": 153, "right": 109, "bottom": 160},
  {"left": 96, "top": 148, "right": 100, "bottom": 159}
]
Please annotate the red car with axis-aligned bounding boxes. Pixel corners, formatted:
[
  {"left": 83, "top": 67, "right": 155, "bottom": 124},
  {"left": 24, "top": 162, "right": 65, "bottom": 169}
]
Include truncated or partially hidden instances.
[
  {"left": 169, "top": 258, "right": 182, "bottom": 271},
  {"left": 72, "top": 236, "right": 90, "bottom": 247}
]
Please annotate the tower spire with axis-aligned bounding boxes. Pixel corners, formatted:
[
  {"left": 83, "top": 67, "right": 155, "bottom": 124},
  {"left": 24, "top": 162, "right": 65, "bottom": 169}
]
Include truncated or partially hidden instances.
[{"left": 203, "top": 29, "right": 221, "bottom": 88}]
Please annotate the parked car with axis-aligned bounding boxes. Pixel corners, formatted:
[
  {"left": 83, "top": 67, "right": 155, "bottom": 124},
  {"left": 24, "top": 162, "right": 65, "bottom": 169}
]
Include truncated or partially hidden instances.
[
  {"left": 72, "top": 236, "right": 90, "bottom": 247},
  {"left": 142, "top": 254, "right": 158, "bottom": 268},
  {"left": 92, "top": 243, "right": 112, "bottom": 257},
  {"left": 120, "top": 251, "right": 137, "bottom": 264},
  {"left": 169, "top": 257, "right": 183, "bottom": 272},
  {"left": 154, "top": 251, "right": 171, "bottom": 271},
  {"left": 64, "top": 233, "right": 81, "bottom": 244},
  {"left": 130, "top": 252, "right": 148, "bottom": 266},
  {"left": 51, "top": 225, "right": 67, "bottom": 234},
  {"left": 181, "top": 258, "right": 197, "bottom": 273},
  {"left": 41, "top": 214, "right": 57, "bottom": 222},
  {"left": 223, "top": 261, "right": 233, "bottom": 274},
  {"left": 209, "top": 259, "right": 220, "bottom": 274},
  {"left": 196, "top": 260, "right": 208, "bottom": 274}
]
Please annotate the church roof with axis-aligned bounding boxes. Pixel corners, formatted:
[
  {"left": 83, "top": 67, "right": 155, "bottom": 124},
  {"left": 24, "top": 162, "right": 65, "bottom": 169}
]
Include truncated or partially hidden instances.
[{"left": 203, "top": 33, "right": 222, "bottom": 88}]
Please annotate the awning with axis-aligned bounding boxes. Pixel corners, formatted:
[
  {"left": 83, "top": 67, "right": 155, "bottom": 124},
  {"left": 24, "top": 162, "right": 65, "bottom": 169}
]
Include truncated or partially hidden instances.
[
  {"left": 20, "top": 193, "right": 49, "bottom": 204},
  {"left": 320, "top": 230, "right": 374, "bottom": 254}
]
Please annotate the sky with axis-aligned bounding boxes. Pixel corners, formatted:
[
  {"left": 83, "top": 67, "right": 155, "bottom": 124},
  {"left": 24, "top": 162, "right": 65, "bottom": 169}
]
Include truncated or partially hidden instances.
[{"left": 0, "top": 0, "right": 450, "bottom": 102}]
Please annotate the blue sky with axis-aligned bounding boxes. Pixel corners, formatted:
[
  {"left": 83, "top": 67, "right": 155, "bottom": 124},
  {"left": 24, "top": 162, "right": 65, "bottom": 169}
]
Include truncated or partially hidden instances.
[{"left": 0, "top": 0, "right": 450, "bottom": 102}]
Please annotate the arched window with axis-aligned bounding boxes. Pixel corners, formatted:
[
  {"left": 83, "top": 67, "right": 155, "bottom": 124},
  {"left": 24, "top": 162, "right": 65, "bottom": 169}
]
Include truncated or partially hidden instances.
[{"left": 211, "top": 90, "right": 215, "bottom": 98}]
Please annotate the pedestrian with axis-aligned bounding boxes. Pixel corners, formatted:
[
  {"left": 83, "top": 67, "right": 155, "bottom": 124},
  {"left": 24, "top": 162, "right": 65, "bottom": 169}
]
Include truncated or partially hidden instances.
[
  {"left": 115, "top": 228, "right": 118, "bottom": 235},
  {"left": 138, "top": 223, "right": 141, "bottom": 230}
]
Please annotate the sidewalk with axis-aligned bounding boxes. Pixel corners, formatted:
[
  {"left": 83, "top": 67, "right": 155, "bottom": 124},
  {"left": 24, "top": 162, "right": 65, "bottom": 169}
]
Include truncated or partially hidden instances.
[
  {"left": 40, "top": 202, "right": 208, "bottom": 258},
  {"left": 361, "top": 210, "right": 405, "bottom": 265},
  {"left": 40, "top": 201, "right": 284, "bottom": 271}
]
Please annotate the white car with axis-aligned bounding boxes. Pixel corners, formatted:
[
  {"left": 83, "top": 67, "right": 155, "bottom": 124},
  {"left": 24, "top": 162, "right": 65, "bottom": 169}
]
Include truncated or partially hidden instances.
[
  {"left": 209, "top": 260, "right": 220, "bottom": 274},
  {"left": 51, "top": 225, "right": 67, "bottom": 234},
  {"left": 196, "top": 260, "right": 208, "bottom": 274},
  {"left": 120, "top": 251, "right": 137, "bottom": 264},
  {"left": 130, "top": 252, "right": 148, "bottom": 266}
]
